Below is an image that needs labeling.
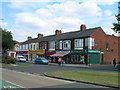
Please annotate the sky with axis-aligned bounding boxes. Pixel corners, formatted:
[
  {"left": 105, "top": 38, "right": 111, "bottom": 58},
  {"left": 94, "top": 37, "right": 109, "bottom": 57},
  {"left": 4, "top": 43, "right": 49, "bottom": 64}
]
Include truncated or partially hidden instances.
[{"left": 1, "top": 0, "right": 119, "bottom": 42}]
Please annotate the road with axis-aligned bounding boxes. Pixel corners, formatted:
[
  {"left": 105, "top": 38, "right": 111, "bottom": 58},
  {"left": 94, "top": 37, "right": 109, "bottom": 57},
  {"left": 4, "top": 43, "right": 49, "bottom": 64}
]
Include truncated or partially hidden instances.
[
  {"left": 2, "top": 68, "right": 108, "bottom": 89},
  {"left": 2, "top": 62, "right": 118, "bottom": 76}
]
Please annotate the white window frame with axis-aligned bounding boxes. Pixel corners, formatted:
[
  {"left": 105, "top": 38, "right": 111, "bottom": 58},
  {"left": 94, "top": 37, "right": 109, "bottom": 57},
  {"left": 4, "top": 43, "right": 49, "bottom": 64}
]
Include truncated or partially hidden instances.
[
  {"left": 88, "top": 38, "right": 94, "bottom": 49},
  {"left": 49, "top": 41, "right": 55, "bottom": 50},
  {"left": 74, "top": 39, "right": 83, "bottom": 50},
  {"left": 59, "top": 41, "right": 62, "bottom": 49},
  {"left": 63, "top": 40, "right": 71, "bottom": 50}
]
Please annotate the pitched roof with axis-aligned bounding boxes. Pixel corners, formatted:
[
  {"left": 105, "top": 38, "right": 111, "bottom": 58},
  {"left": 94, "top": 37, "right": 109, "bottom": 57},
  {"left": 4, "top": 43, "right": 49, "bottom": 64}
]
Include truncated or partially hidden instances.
[{"left": 22, "top": 27, "right": 100, "bottom": 44}]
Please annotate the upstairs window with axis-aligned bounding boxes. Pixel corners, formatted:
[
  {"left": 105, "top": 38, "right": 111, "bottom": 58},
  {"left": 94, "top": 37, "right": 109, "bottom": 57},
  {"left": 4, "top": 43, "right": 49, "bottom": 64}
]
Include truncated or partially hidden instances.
[
  {"left": 106, "top": 43, "right": 109, "bottom": 50},
  {"left": 34, "top": 45, "right": 36, "bottom": 50},
  {"left": 74, "top": 39, "right": 83, "bottom": 49},
  {"left": 59, "top": 41, "right": 62, "bottom": 49},
  {"left": 63, "top": 40, "right": 71, "bottom": 50},
  {"left": 49, "top": 41, "right": 55, "bottom": 50},
  {"left": 40, "top": 43, "right": 46, "bottom": 49}
]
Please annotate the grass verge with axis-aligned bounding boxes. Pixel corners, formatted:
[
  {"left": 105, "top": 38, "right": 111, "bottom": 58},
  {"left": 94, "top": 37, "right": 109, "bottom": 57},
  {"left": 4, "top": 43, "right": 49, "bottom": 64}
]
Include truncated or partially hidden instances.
[{"left": 45, "top": 70, "right": 119, "bottom": 87}]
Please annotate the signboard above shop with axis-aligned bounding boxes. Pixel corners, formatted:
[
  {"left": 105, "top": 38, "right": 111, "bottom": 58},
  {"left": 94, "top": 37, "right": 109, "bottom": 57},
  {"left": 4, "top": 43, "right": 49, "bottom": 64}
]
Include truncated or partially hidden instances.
[
  {"left": 88, "top": 50, "right": 100, "bottom": 53},
  {"left": 56, "top": 51, "right": 70, "bottom": 53},
  {"left": 29, "top": 49, "right": 45, "bottom": 55}
]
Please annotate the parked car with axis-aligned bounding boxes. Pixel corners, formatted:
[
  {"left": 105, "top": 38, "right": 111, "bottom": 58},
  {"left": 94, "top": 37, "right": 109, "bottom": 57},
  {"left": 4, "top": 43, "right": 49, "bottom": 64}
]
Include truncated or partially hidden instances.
[
  {"left": 16, "top": 56, "right": 26, "bottom": 62},
  {"left": 34, "top": 57, "right": 49, "bottom": 64}
]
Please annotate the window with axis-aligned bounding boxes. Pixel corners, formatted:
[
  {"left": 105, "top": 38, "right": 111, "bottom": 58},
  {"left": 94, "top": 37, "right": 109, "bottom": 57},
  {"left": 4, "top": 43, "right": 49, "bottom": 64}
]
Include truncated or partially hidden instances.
[
  {"left": 63, "top": 40, "right": 71, "bottom": 50},
  {"left": 88, "top": 38, "right": 94, "bottom": 49},
  {"left": 106, "top": 43, "right": 109, "bottom": 50},
  {"left": 59, "top": 41, "right": 62, "bottom": 49},
  {"left": 49, "top": 41, "right": 55, "bottom": 50},
  {"left": 31, "top": 45, "right": 32, "bottom": 50},
  {"left": 85, "top": 38, "right": 88, "bottom": 46},
  {"left": 74, "top": 39, "right": 83, "bottom": 49},
  {"left": 40, "top": 43, "right": 46, "bottom": 49},
  {"left": 34, "top": 45, "right": 36, "bottom": 50},
  {"left": 91, "top": 38, "right": 94, "bottom": 46}
]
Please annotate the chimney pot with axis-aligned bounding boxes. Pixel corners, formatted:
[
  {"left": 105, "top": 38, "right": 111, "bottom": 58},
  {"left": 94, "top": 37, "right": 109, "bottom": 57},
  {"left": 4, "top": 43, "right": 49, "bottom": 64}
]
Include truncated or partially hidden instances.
[
  {"left": 27, "top": 36, "right": 32, "bottom": 40},
  {"left": 55, "top": 30, "right": 62, "bottom": 35},
  {"left": 80, "top": 24, "right": 86, "bottom": 31},
  {"left": 38, "top": 34, "right": 43, "bottom": 38}
]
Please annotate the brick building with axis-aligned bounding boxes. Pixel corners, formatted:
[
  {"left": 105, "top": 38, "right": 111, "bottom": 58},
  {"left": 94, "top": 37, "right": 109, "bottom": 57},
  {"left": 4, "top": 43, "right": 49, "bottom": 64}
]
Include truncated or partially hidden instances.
[{"left": 19, "top": 24, "right": 119, "bottom": 64}]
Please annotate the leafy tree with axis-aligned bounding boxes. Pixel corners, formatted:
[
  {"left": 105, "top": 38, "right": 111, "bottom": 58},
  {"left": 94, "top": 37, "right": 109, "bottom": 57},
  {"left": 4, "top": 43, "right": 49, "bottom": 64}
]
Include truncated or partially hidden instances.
[
  {"left": 1, "top": 28, "right": 16, "bottom": 54},
  {"left": 112, "top": 15, "right": 120, "bottom": 32},
  {"left": 112, "top": 1, "right": 120, "bottom": 33}
]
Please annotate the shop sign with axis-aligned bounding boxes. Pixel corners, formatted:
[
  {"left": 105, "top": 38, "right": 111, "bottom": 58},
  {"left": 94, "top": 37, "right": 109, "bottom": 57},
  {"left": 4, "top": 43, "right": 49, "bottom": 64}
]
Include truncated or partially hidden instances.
[
  {"left": 29, "top": 49, "right": 45, "bottom": 55},
  {"left": 88, "top": 50, "right": 100, "bottom": 53},
  {"left": 70, "top": 50, "right": 85, "bottom": 53},
  {"left": 36, "top": 50, "right": 45, "bottom": 55},
  {"left": 56, "top": 51, "right": 70, "bottom": 53},
  {"left": 16, "top": 51, "right": 28, "bottom": 54},
  {"left": 70, "top": 50, "right": 86, "bottom": 55}
]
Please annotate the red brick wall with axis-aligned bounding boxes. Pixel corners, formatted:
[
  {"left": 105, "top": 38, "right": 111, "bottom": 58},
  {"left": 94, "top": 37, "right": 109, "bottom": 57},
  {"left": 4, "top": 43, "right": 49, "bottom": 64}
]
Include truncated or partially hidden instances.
[
  {"left": 105, "top": 35, "right": 118, "bottom": 64},
  {"left": 91, "top": 28, "right": 119, "bottom": 64}
]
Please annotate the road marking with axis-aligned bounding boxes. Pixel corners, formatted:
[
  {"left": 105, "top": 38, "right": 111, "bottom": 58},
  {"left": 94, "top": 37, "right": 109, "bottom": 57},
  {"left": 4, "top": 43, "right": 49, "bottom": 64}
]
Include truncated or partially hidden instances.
[{"left": 1, "top": 80, "right": 26, "bottom": 89}]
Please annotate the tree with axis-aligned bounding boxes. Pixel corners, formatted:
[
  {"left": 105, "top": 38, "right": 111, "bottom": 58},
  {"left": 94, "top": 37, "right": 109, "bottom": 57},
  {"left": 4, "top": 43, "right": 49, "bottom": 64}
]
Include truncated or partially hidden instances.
[
  {"left": 1, "top": 28, "right": 16, "bottom": 54},
  {"left": 112, "top": 1, "right": 120, "bottom": 33}
]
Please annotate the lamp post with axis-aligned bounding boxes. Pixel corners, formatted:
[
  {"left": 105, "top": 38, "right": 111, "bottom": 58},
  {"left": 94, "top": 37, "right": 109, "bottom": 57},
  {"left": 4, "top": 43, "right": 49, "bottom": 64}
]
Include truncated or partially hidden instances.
[{"left": 0, "top": 18, "right": 4, "bottom": 28}]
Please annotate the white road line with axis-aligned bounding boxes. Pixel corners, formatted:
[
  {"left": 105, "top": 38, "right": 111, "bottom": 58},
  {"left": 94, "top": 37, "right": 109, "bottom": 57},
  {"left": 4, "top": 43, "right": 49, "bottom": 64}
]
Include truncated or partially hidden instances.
[{"left": 3, "top": 80, "right": 25, "bottom": 89}]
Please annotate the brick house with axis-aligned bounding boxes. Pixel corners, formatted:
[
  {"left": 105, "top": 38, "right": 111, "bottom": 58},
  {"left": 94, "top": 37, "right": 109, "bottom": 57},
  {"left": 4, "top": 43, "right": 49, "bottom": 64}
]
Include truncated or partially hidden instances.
[{"left": 20, "top": 24, "right": 119, "bottom": 64}]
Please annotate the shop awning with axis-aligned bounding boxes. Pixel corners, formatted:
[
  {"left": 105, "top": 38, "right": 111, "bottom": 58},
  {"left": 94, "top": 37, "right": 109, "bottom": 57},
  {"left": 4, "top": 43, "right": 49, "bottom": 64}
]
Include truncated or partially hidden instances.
[{"left": 50, "top": 53, "right": 68, "bottom": 57}]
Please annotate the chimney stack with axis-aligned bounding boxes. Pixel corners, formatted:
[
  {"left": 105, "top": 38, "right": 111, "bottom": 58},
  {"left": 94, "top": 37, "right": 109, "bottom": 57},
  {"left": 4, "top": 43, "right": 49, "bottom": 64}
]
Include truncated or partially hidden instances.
[
  {"left": 27, "top": 36, "right": 32, "bottom": 40},
  {"left": 80, "top": 24, "right": 86, "bottom": 31},
  {"left": 38, "top": 34, "right": 43, "bottom": 38},
  {"left": 55, "top": 30, "right": 62, "bottom": 35}
]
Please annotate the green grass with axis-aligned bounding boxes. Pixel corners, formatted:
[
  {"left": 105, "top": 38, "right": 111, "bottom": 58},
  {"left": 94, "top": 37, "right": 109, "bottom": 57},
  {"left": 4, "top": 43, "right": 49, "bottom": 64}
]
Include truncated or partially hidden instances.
[{"left": 45, "top": 70, "right": 119, "bottom": 87}]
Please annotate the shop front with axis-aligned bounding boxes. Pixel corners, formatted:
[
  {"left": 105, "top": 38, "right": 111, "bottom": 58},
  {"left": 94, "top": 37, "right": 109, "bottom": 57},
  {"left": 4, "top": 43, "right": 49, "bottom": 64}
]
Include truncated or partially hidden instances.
[
  {"left": 29, "top": 49, "right": 45, "bottom": 61},
  {"left": 70, "top": 50, "right": 87, "bottom": 64},
  {"left": 50, "top": 51, "right": 70, "bottom": 63},
  {"left": 88, "top": 50, "right": 101, "bottom": 64},
  {"left": 16, "top": 51, "right": 28, "bottom": 60},
  {"left": 45, "top": 51, "right": 56, "bottom": 62}
]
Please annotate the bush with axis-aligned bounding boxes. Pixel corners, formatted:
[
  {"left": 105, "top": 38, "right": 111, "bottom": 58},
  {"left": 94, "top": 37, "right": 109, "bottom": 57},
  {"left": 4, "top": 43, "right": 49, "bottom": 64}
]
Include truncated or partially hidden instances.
[{"left": 2, "top": 56, "right": 16, "bottom": 64}]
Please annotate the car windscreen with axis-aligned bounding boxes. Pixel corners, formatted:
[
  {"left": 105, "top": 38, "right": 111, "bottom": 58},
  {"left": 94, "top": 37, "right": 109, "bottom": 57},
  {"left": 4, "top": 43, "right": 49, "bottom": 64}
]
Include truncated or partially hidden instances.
[{"left": 18, "top": 57, "right": 25, "bottom": 59}]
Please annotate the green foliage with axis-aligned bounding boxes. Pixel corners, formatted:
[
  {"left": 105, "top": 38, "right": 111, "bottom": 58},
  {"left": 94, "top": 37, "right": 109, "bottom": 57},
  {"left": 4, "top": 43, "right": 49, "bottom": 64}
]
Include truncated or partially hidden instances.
[
  {"left": 2, "top": 28, "right": 14, "bottom": 50},
  {"left": 2, "top": 56, "right": 16, "bottom": 64},
  {"left": 112, "top": 2, "right": 120, "bottom": 32},
  {"left": 112, "top": 14, "right": 120, "bottom": 32}
]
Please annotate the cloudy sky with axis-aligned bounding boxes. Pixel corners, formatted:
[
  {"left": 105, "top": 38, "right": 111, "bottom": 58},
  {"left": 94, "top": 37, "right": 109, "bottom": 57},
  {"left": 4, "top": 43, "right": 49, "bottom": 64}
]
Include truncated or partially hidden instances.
[{"left": 1, "top": 0, "right": 119, "bottom": 42}]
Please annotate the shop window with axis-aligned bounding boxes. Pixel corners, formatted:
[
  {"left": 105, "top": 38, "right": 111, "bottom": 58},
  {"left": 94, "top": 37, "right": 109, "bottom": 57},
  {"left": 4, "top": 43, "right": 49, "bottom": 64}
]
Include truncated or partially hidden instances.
[
  {"left": 74, "top": 39, "right": 83, "bottom": 49},
  {"left": 63, "top": 40, "right": 71, "bottom": 50}
]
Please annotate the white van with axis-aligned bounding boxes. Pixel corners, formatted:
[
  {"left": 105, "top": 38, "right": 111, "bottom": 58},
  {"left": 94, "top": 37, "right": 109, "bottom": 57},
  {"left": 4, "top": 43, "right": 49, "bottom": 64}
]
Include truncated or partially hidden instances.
[{"left": 16, "top": 56, "right": 26, "bottom": 62}]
